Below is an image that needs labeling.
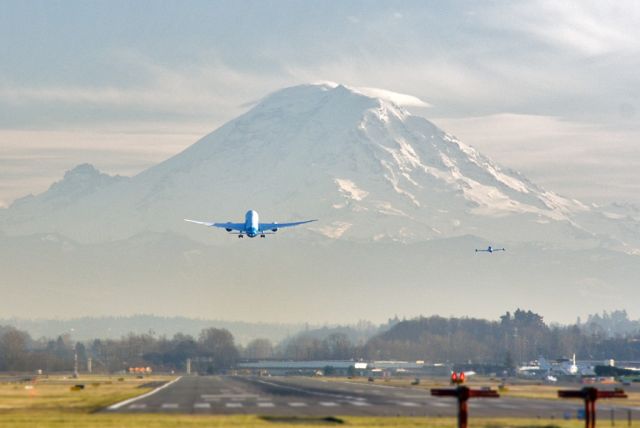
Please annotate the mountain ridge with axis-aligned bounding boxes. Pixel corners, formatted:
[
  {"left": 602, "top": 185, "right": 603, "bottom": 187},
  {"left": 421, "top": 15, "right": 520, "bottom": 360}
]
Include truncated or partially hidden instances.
[{"left": 0, "top": 83, "right": 627, "bottom": 251}]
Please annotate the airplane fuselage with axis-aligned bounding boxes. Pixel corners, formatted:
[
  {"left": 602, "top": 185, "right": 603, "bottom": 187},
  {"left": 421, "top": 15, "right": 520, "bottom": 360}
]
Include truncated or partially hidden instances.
[{"left": 244, "top": 210, "right": 259, "bottom": 238}]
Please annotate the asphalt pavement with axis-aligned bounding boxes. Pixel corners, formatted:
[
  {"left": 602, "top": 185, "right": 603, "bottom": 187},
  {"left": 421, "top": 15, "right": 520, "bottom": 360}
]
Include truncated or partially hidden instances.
[{"left": 105, "top": 375, "right": 638, "bottom": 419}]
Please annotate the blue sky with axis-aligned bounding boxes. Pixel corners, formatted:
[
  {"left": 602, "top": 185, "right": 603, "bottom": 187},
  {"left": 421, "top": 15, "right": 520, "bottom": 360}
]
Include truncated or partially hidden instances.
[{"left": 1, "top": 0, "right": 639, "bottom": 207}]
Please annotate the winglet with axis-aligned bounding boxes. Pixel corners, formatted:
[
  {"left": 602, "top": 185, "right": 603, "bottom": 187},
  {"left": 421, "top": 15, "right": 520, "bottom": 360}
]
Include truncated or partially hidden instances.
[{"left": 184, "top": 219, "right": 214, "bottom": 226}]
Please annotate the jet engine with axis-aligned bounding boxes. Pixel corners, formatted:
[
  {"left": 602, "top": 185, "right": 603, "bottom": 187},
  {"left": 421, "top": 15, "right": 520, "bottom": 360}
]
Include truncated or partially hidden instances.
[{"left": 225, "top": 228, "right": 232, "bottom": 232}]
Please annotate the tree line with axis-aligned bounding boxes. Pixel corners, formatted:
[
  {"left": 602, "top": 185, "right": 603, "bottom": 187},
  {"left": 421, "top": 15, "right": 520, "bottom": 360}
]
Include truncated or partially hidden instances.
[
  {"left": 364, "top": 309, "right": 640, "bottom": 365},
  {"left": 2, "top": 309, "right": 640, "bottom": 373}
]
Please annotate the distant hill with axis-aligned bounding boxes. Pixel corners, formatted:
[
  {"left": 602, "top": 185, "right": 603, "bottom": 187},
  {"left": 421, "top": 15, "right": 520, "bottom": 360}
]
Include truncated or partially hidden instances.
[
  {"left": 0, "top": 315, "right": 306, "bottom": 345},
  {"left": 362, "top": 310, "right": 640, "bottom": 363},
  {"left": 279, "top": 319, "right": 395, "bottom": 348}
]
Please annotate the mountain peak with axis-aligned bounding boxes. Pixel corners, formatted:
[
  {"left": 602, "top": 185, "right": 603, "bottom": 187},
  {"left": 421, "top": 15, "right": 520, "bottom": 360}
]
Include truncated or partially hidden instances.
[
  {"left": 132, "top": 83, "right": 596, "bottom": 245},
  {"left": 305, "top": 82, "right": 430, "bottom": 108},
  {"left": 256, "top": 82, "right": 429, "bottom": 113},
  {"left": 62, "top": 163, "right": 103, "bottom": 180},
  {"left": 7, "top": 164, "right": 127, "bottom": 212},
  {"left": 52, "top": 163, "right": 124, "bottom": 192}
]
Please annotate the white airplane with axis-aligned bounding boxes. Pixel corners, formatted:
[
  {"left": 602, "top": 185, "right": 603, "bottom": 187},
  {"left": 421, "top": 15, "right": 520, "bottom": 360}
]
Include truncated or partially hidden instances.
[
  {"left": 539, "top": 354, "right": 594, "bottom": 376},
  {"left": 475, "top": 245, "right": 506, "bottom": 253},
  {"left": 185, "top": 210, "right": 317, "bottom": 238}
]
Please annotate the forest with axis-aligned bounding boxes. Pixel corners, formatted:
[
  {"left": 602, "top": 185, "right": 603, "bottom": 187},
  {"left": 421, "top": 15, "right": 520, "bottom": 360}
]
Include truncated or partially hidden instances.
[{"left": 1, "top": 309, "right": 639, "bottom": 373}]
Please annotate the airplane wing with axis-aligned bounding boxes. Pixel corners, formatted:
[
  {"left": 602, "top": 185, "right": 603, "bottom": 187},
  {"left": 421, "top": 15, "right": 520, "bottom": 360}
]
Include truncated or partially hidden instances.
[
  {"left": 259, "top": 219, "right": 317, "bottom": 231},
  {"left": 213, "top": 222, "right": 246, "bottom": 232},
  {"left": 184, "top": 219, "right": 245, "bottom": 232},
  {"left": 184, "top": 219, "right": 215, "bottom": 226}
]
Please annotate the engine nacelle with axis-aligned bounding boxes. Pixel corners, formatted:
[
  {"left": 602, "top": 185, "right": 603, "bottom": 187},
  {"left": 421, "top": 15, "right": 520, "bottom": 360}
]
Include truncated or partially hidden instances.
[
  {"left": 225, "top": 228, "right": 232, "bottom": 232},
  {"left": 271, "top": 228, "right": 278, "bottom": 232}
]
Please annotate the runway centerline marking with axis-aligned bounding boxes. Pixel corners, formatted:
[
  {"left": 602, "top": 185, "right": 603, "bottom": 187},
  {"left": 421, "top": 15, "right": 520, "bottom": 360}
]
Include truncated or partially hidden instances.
[
  {"left": 496, "top": 403, "right": 518, "bottom": 409},
  {"left": 201, "top": 393, "right": 259, "bottom": 399},
  {"left": 254, "top": 379, "right": 360, "bottom": 401},
  {"left": 289, "top": 402, "right": 307, "bottom": 407},
  {"left": 225, "top": 402, "right": 243, "bottom": 408},
  {"left": 320, "top": 401, "right": 339, "bottom": 407},
  {"left": 396, "top": 393, "right": 426, "bottom": 399},
  {"left": 257, "top": 402, "right": 275, "bottom": 408},
  {"left": 161, "top": 403, "right": 178, "bottom": 409},
  {"left": 194, "top": 403, "right": 211, "bottom": 409}
]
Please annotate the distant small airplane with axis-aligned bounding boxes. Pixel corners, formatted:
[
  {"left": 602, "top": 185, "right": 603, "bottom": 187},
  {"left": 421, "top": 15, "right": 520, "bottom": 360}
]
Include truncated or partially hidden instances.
[
  {"left": 185, "top": 210, "right": 317, "bottom": 238},
  {"left": 475, "top": 246, "right": 506, "bottom": 253}
]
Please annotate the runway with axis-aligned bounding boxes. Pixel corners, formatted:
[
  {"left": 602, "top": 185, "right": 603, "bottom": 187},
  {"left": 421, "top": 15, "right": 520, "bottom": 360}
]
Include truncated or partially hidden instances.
[{"left": 105, "top": 375, "right": 636, "bottom": 418}]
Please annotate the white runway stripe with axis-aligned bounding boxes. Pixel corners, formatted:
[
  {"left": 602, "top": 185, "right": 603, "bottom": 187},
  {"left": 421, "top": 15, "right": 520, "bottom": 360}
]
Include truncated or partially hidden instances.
[
  {"left": 225, "top": 402, "right": 243, "bottom": 408},
  {"left": 350, "top": 401, "right": 370, "bottom": 406},
  {"left": 497, "top": 403, "right": 518, "bottom": 409},
  {"left": 107, "top": 376, "right": 182, "bottom": 410},
  {"left": 398, "top": 402, "right": 420, "bottom": 407},
  {"left": 320, "top": 401, "right": 339, "bottom": 407},
  {"left": 288, "top": 402, "right": 307, "bottom": 407},
  {"left": 194, "top": 403, "right": 211, "bottom": 409},
  {"left": 257, "top": 402, "right": 275, "bottom": 408},
  {"left": 161, "top": 403, "right": 179, "bottom": 409},
  {"left": 129, "top": 404, "right": 146, "bottom": 409}
]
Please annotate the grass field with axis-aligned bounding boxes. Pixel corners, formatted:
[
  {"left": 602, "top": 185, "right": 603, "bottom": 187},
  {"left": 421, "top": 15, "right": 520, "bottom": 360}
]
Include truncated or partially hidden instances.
[
  {"left": 0, "top": 374, "right": 621, "bottom": 427},
  {"left": 0, "top": 374, "right": 174, "bottom": 413},
  {"left": 0, "top": 413, "right": 590, "bottom": 428}
]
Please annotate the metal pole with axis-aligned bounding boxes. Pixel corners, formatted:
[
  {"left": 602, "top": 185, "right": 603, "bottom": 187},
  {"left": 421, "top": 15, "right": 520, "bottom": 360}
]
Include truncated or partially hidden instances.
[
  {"left": 560, "top": 388, "right": 627, "bottom": 428},
  {"left": 458, "top": 396, "right": 468, "bottom": 428},
  {"left": 431, "top": 383, "right": 498, "bottom": 428},
  {"left": 73, "top": 349, "right": 79, "bottom": 378}
]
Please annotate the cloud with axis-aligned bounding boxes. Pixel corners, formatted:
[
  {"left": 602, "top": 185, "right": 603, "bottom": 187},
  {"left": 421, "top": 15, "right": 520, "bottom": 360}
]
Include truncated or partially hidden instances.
[
  {"left": 433, "top": 113, "right": 640, "bottom": 204},
  {"left": 355, "top": 87, "right": 431, "bottom": 107},
  {"left": 498, "top": 1, "right": 640, "bottom": 56},
  {"left": 0, "top": 51, "right": 288, "bottom": 119}
]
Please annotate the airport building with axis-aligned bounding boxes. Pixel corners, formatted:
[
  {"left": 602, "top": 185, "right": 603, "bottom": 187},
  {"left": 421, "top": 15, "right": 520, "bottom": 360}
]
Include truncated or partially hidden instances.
[{"left": 236, "top": 360, "right": 451, "bottom": 377}]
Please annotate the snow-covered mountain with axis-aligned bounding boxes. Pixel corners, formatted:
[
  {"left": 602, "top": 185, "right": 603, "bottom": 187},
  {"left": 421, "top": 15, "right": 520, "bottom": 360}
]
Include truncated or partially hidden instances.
[
  {"left": 1, "top": 83, "right": 633, "bottom": 251},
  {"left": 1, "top": 83, "right": 640, "bottom": 322}
]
